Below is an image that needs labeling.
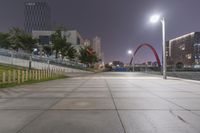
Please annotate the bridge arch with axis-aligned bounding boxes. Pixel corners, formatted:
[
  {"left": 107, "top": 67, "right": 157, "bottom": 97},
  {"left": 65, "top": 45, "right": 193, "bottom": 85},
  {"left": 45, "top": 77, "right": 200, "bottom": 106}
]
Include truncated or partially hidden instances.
[{"left": 133, "top": 43, "right": 161, "bottom": 67}]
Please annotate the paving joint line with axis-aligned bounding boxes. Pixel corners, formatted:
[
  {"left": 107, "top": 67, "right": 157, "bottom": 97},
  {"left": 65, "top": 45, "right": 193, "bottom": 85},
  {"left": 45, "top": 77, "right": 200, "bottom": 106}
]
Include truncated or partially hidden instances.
[
  {"left": 0, "top": 108, "right": 190, "bottom": 111},
  {"left": 122, "top": 78, "right": 200, "bottom": 119},
  {"left": 105, "top": 78, "right": 127, "bottom": 133},
  {"left": 15, "top": 77, "right": 90, "bottom": 133}
]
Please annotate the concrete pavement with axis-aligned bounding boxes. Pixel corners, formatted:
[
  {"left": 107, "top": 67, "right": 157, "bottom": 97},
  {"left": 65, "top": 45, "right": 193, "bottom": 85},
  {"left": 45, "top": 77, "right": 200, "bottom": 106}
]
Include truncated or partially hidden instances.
[{"left": 0, "top": 72, "right": 200, "bottom": 133}]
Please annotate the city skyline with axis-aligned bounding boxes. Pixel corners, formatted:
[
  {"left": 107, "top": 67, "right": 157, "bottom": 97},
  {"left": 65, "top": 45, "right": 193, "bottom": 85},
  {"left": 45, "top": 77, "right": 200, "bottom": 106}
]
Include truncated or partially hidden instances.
[{"left": 1, "top": 0, "right": 200, "bottom": 63}]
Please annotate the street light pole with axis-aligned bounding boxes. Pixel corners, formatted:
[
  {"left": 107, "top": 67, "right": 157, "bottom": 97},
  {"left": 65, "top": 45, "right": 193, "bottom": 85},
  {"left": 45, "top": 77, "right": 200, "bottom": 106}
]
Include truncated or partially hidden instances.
[
  {"left": 161, "top": 17, "right": 167, "bottom": 79},
  {"left": 128, "top": 50, "right": 134, "bottom": 72},
  {"left": 150, "top": 14, "right": 167, "bottom": 79},
  {"left": 132, "top": 56, "right": 135, "bottom": 72}
]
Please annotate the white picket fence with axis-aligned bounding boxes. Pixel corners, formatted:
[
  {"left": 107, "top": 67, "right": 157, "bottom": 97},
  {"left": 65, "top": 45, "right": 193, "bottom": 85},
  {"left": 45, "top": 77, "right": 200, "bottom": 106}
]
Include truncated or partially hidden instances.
[{"left": 0, "top": 68, "right": 65, "bottom": 85}]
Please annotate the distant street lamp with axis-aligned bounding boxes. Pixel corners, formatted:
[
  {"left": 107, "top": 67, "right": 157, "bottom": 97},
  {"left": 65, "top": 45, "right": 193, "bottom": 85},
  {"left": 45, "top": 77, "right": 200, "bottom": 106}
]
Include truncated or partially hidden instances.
[
  {"left": 128, "top": 50, "right": 133, "bottom": 55},
  {"left": 29, "top": 48, "right": 38, "bottom": 70},
  {"left": 128, "top": 49, "right": 134, "bottom": 72},
  {"left": 150, "top": 14, "right": 167, "bottom": 79}
]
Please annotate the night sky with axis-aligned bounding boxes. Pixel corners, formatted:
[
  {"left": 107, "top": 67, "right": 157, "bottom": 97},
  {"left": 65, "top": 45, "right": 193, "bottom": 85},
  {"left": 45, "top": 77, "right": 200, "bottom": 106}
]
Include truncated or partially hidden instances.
[{"left": 1, "top": 0, "right": 200, "bottom": 63}]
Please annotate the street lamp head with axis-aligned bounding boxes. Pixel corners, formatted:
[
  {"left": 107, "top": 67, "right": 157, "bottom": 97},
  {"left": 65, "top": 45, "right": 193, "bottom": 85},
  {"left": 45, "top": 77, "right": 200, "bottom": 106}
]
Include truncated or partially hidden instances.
[
  {"left": 150, "top": 15, "right": 160, "bottom": 23},
  {"left": 128, "top": 50, "right": 133, "bottom": 55}
]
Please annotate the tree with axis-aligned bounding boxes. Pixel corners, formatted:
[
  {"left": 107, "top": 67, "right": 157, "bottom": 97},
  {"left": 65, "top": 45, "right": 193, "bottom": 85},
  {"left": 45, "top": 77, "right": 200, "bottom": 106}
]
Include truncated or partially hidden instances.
[
  {"left": 17, "top": 34, "right": 38, "bottom": 53},
  {"left": 60, "top": 42, "right": 77, "bottom": 60},
  {"left": 51, "top": 30, "right": 77, "bottom": 60},
  {"left": 8, "top": 27, "right": 25, "bottom": 51},
  {"left": 79, "top": 46, "right": 98, "bottom": 66},
  {"left": 8, "top": 27, "right": 38, "bottom": 52},
  {"left": 51, "top": 30, "right": 66, "bottom": 58},
  {"left": 43, "top": 45, "right": 52, "bottom": 56},
  {"left": 0, "top": 33, "right": 11, "bottom": 49},
  {"left": 67, "top": 45, "right": 77, "bottom": 59}
]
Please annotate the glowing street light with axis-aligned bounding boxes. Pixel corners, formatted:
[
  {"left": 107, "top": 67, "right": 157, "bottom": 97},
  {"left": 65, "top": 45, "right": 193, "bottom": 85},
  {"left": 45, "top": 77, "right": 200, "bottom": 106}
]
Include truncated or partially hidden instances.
[
  {"left": 150, "top": 14, "right": 167, "bottom": 79},
  {"left": 127, "top": 49, "right": 134, "bottom": 72},
  {"left": 128, "top": 50, "right": 133, "bottom": 55},
  {"left": 150, "top": 15, "right": 160, "bottom": 23}
]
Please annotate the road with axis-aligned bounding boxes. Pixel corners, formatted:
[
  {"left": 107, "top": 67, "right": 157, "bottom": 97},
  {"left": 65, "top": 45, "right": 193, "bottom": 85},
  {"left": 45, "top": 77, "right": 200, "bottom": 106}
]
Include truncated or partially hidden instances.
[{"left": 0, "top": 72, "right": 200, "bottom": 133}]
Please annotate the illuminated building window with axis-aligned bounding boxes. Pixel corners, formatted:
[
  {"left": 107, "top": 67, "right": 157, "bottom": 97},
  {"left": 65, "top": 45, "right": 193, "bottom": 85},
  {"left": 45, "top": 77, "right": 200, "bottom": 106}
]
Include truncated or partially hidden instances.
[
  {"left": 179, "top": 44, "right": 185, "bottom": 50},
  {"left": 186, "top": 54, "right": 192, "bottom": 59}
]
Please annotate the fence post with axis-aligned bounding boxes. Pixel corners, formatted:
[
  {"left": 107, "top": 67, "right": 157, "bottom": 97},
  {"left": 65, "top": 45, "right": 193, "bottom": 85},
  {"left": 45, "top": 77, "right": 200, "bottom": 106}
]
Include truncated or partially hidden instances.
[
  {"left": 44, "top": 69, "right": 46, "bottom": 79},
  {"left": 50, "top": 69, "right": 53, "bottom": 78},
  {"left": 45, "top": 69, "right": 47, "bottom": 79},
  {"left": 41, "top": 69, "right": 44, "bottom": 79},
  {"left": 17, "top": 70, "right": 21, "bottom": 84},
  {"left": 8, "top": 70, "right": 11, "bottom": 83},
  {"left": 2, "top": 72, "right": 6, "bottom": 84},
  {"left": 34, "top": 70, "right": 36, "bottom": 80},
  {"left": 32, "top": 70, "right": 35, "bottom": 80},
  {"left": 33, "top": 70, "right": 35, "bottom": 80},
  {"left": 13, "top": 70, "right": 16, "bottom": 83},
  {"left": 51, "top": 68, "right": 54, "bottom": 78},
  {"left": 22, "top": 70, "right": 25, "bottom": 83},
  {"left": 29, "top": 70, "right": 32, "bottom": 80},
  {"left": 26, "top": 69, "right": 28, "bottom": 81},
  {"left": 46, "top": 69, "right": 48, "bottom": 79},
  {"left": 38, "top": 70, "right": 41, "bottom": 80},
  {"left": 43, "top": 69, "right": 45, "bottom": 79},
  {"left": 36, "top": 70, "right": 38, "bottom": 80},
  {"left": 47, "top": 69, "right": 49, "bottom": 78}
]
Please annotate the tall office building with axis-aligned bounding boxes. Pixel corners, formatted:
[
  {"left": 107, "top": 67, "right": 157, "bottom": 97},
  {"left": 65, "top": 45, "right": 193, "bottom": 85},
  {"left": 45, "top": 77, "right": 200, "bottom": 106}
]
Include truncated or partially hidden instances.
[
  {"left": 92, "top": 36, "right": 102, "bottom": 60},
  {"left": 24, "top": 1, "right": 51, "bottom": 33}
]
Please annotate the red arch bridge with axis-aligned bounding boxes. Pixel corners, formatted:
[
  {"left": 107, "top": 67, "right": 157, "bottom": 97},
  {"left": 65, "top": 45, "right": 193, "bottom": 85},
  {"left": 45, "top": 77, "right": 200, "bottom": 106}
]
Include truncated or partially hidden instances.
[{"left": 130, "top": 43, "right": 161, "bottom": 67}]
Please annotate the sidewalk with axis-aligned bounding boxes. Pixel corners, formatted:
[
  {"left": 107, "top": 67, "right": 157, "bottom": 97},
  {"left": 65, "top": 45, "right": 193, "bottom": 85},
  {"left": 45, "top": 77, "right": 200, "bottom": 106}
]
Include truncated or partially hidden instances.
[{"left": 0, "top": 72, "right": 200, "bottom": 133}]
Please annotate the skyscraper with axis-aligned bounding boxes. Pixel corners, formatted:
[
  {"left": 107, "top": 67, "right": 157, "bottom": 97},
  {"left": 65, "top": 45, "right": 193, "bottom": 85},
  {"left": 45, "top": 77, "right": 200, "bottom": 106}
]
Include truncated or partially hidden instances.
[
  {"left": 24, "top": 1, "right": 51, "bottom": 33},
  {"left": 92, "top": 36, "right": 102, "bottom": 60}
]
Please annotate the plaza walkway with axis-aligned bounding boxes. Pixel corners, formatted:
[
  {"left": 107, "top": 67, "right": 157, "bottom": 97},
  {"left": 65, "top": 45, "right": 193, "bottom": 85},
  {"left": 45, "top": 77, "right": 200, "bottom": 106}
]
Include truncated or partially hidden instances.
[{"left": 0, "top": 72, "right": 200, "bottom": 133}]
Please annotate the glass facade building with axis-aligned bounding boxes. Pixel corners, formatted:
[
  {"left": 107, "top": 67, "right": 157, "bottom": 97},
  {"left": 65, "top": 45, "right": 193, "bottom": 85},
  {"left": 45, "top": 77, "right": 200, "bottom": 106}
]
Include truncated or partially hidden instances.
[{"left": 24, "top": 2, "right": 51, "bottom": 33}]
